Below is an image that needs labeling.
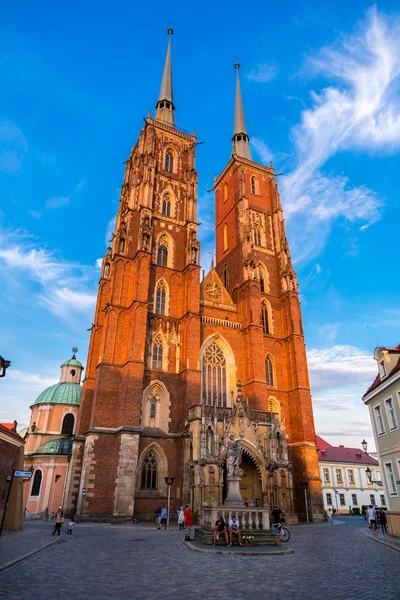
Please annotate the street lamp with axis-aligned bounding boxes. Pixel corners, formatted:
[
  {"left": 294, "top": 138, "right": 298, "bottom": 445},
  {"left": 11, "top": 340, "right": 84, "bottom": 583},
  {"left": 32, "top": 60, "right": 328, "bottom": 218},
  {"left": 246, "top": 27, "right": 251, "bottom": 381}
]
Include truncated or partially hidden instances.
[
  {"left": 334, "top": 489, "right": 339, "bottom": 513},
  {"left": 164, "top": 477, "right": 175, "bottom": 528},
  {"left": 0, "top": 356, "right": 11, "bottom": 378},
  {"left": 361, "top": 439, "right": 368, "bottom": 454},
  {"left": 365, "top": 467, "right": 382, "bottom": 486},
  {"left": 300, "top": 482, "right": 309, "bottom": 523},
  {"left": 47, "top": 474, "right": 61, "bottom": 521}
]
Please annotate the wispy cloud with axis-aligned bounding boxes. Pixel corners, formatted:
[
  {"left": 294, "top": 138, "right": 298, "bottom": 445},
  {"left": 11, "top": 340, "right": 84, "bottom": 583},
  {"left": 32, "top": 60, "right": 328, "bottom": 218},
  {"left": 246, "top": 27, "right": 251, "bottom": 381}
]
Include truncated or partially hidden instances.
[
  {"left": 281, "top": 8, "right": 400, "bottom": 264},
  {"left": 251, "top": 138, "right": 273, "bottom": 163},
  {"left": 247, "top": 62, "right": 278, "bottom": 83},
  {"left": 0, "top": 120, "right": 28, "bottom": 174},
  {"left": 46, "top": 196, "right": 70, "bottom": 210}
]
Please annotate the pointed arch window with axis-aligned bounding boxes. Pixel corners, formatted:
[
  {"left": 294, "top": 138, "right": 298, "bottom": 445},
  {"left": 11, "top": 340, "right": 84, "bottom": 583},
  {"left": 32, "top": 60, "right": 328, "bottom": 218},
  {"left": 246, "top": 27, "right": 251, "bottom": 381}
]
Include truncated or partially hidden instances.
[
  {"left": 223, "top": 223, "right": 228, "bottom": 252},
  {"left": 165, "top": 151, "right": 174, "bottom": 173},
  {"left": 266, "top": 356, "right": 274, "bottom": 386},
  {"left": 162, "top": 194, "right": 171, "bottom": 217},
  {"left": 251, "top": 176, "right": 257, "bottom": 195},
  {"left": 31, "top": 469, "right": 42, "bottom": 496},
  {"left": 61, "top": 413, "right": 74, "bottom": 435},
  {"left": 223, "top": 265, "right": 229, "bottom": 289},
  {"left": 152, "top": 336, "right": 164, "bottom": 370},
  {"left": 150, "top": 397, "right": 156, "bottom": 419},
  {"left": 260, "top": 272, "right": 265, "bottom": 293},
  {"left": 254, "top": 226, "right": 261, "bottom": 246},
  {"left": 223, "top": 183, "right": 229, "bottom": 203},
  {"left": 155, "top": 281, "right": 166, "bottom": 315},
  {"left": 261, "top": 301, "right": 271, "bottom": 335},
  {"left": 157, "top": 245, "right": 168, "bottom": 267},
  {"left": 141, "top": 450, "right": 158, "bottom": 489},
  {"left": 202, "top": 341, "right": 227, "bottom": 407}
]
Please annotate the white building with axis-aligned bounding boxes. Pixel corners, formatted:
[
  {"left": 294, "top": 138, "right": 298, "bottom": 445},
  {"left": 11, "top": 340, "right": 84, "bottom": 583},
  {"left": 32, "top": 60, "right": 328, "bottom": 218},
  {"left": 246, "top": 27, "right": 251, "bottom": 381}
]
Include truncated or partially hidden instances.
[{"left": 317, "top": 435, "right": 384, "bottom": 514}]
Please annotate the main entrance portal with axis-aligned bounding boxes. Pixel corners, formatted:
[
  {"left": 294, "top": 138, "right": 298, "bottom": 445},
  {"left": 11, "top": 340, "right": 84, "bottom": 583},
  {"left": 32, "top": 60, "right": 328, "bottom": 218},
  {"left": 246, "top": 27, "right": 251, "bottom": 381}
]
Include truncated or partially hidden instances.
[{"left": 222, "top": 452, "right": 262, "bottom": 507}]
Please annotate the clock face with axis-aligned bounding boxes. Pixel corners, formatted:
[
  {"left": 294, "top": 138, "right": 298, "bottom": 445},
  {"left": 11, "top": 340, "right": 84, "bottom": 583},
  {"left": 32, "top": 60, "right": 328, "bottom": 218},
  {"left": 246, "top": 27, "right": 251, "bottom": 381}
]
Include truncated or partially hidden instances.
[{"left": 206, "top": 282, "right": 221, "bottom": 298}]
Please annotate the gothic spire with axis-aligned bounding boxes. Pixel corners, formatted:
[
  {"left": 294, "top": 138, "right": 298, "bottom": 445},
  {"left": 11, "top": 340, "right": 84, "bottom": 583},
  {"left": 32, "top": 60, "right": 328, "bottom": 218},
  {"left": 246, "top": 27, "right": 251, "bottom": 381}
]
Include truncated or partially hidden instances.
[
  {"left": 155, "top": 29, "right": 175, "bottom": 126},
  {"left": 232, "top": 63, "right": 252, "bottom": 160}
]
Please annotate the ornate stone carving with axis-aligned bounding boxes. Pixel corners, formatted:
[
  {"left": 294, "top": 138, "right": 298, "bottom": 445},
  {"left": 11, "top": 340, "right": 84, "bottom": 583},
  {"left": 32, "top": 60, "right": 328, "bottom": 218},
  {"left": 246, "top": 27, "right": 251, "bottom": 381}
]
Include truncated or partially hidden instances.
[{"left": 225, "top": 434, "right": 244, "bottom": 478}]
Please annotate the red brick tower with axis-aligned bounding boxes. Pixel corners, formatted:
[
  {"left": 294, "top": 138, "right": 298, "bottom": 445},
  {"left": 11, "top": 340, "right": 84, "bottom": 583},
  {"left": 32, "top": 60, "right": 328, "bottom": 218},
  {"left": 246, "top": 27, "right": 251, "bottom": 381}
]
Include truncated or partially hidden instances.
[
  {"left": 212, "top": 64, "right": 322, "bottom": 516},
  {"left": 65, "top": 30, "right": 202, "bottom": 518}
]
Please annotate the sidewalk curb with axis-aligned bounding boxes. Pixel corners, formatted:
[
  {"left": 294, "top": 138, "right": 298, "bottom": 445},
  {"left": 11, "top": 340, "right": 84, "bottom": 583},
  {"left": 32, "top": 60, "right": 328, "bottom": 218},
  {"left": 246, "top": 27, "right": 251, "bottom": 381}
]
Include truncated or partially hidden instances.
[
  {"left": 359, "top": 528, "right": 400, "bottom": 553},
  {"left": 0, "top": 538, "right": 61, "bottom": 573},
  {"left": 185, "top": 541, "right": 294, "bottom": 556}
]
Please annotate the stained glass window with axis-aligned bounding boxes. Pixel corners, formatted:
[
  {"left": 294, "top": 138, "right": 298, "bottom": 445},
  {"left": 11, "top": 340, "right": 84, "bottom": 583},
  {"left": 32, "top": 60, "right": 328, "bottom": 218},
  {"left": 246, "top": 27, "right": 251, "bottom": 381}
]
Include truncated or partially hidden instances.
[
  {"left": 141, "top": 451, "right": 158, "bottom": 489},
  {"left": 202, "top": 342, "right": 227, "bottom": 407}
]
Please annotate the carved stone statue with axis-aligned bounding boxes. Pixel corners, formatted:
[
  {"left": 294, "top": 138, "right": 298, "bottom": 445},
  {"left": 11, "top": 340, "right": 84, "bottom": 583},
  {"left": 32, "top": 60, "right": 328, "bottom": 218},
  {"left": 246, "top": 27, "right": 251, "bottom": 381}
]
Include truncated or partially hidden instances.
[{"left": 226, "top": 434, "right": 244, "bottom": 478}]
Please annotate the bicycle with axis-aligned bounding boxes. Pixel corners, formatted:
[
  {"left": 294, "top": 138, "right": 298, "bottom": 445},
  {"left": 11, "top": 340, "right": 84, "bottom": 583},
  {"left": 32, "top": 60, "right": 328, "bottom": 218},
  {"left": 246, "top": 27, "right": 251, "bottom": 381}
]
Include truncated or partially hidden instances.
[{"left": 272, "top": 522, "right": 290, "bottom": 542}]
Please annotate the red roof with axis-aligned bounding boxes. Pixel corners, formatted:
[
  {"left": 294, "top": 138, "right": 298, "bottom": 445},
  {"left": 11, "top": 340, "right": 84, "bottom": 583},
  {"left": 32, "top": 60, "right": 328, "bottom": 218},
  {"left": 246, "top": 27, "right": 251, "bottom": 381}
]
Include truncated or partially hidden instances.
[
  {"left": 363, "top": 355, "right": 400, "bottom": 397},
  {"left": 1, "top": 422, "right": 17, "bottom": 431},
  {"left": 0, "top": 423, "right": 25, "bottom": 444},
  {"left": 317, "top": 435, "right": 378, "bottom": 465}
]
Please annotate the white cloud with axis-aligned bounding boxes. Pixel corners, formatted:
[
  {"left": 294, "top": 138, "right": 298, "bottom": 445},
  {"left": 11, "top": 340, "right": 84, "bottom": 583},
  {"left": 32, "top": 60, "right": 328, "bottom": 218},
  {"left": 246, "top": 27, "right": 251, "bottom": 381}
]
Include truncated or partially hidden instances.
[
  {"left": 95, "top": 258, "right": 103, "bottom": 269},
  {"left": 308, "top": 344, "right": 376, "bottom": 392},
  {"left": 0, "top": 120, "right": 28, "bottom": 174},
  {"left": 105, "top": 216, "right": 116, "bottom": 247},
  {"left": 251, "top": 138, "right": 273, "bottom": 163},
  {"left": 279, "top": 8, "right": 400, "bottom": 264},
  {"left": 74, "top": 179, "right": 86, "bottom": 192},
  {"left": 247, "top": 62, "right": 278, "bottom": 83},
  {"left": 39, "top": 287, "right": 96, "bottom": 317},
  {"left": 46, "top": 196, "right": 70, "bottom": 210}
]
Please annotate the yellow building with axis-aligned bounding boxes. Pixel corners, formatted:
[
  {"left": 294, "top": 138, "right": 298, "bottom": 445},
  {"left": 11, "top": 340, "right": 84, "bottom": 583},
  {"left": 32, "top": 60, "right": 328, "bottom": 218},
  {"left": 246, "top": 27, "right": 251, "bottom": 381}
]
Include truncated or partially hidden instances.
[{"left": 363, "top": 345, "right": 400, "bottom": 536}]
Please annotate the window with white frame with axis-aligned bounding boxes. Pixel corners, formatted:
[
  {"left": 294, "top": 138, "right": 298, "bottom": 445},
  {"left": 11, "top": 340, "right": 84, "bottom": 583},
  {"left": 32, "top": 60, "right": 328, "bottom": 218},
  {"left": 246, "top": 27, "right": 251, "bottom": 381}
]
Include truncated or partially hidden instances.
[
  {"left": 385, "top": 397, "right": 398, "bottom": 430},
  {"left": 336, "top": 469, "right": 343, "bottom": 483},
  {"left": 380, "top": 494, "right": 386, "bottom": 505},
  {"left": 384, "top": 462, "right": 397, "bottom": 495},
  {"left": 326, "top": 493, "right": 332, "bottom": 506},
  {"left": 351, "top": 493, "right": 357, "bottom": 506},
  {"left": 339, "top": 493, "right": 345, "bottom": 506},
  {"left": 323, "top": 468, "right": 330, "bottom": 483},
  {"left": 370, "top": 494, "right": 375, "bottom": 505},
  {"left": 348, "top": 469, "right": 354, "bottom": 484},
  {"left": 380, "top": 360, "right": 387, "bottom": 377},
  {"left": 374, "top": 405, "right": 385, "bottom": 435}
]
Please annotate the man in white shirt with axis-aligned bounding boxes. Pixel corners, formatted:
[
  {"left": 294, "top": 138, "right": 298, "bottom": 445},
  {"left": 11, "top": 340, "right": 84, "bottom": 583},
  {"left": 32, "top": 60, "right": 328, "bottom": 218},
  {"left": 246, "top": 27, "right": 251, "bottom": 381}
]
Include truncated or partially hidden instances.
[
  {"left": 228, "top": 515, "right": 243, "bottom": 547},
  {"left": 367, "top": 505, "right": 377, "bottom": 531}
]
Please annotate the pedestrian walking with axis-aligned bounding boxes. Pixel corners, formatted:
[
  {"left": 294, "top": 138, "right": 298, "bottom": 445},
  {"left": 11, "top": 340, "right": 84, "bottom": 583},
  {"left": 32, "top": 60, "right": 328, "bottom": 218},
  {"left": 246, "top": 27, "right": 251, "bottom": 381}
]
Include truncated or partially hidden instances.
[
  {"left": 52, "top": 507, "right": 64, "bottom": 536},
  {"left": 327, "top": 508, "right": 334, "bottom": 525},
  {"left": 67, "top": 519, "right": 75, "bottom": 537},
  {"left": 184, "top": 504, "right": 193, "bottom": 541},
  {"left": 367, "top": 505, "right": 377, "bottom": 531},
  {"left": 177, "top": 506, "right": 185, "bottom": 530},
  {"left": 379, "top": 508, "right": 388, "bottom": 534},
  {"left": 158, "top": 505, "right": 167, "bottom": 530}
]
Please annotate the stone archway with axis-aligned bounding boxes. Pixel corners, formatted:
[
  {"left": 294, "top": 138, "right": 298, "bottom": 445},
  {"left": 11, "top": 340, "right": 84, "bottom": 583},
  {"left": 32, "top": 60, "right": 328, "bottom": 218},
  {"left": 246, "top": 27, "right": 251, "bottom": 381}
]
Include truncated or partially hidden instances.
[{"left": 222, "top": 449, "right": 263, "bottom": 507}]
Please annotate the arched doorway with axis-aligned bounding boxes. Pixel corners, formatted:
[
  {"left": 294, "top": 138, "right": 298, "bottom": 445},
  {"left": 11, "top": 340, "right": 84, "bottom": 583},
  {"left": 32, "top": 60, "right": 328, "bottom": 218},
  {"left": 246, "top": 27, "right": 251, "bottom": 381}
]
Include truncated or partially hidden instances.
[{"left": 222, "top": 452, "right": 262, "bottom": 507}]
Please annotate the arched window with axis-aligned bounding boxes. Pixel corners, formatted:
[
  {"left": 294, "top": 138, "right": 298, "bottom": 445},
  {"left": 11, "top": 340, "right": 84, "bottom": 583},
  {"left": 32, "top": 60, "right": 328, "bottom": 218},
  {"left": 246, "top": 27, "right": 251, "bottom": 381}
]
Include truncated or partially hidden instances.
[
  {"left": 157, "top": 245, "right": 168, "bottom": 267},
  {"left": 162, "top": 194, "right": 171, "bottom": 217},
  {"left": 224, "top": 183, "right": 228, "bottom": 202},
  {"left": 260, "top": 272, "right": 265, "bottom": 293},
  {"left": 261, "top": 301, "right": 270, "bottom": 335},
  {"left": 223, "top": 265, "right": 229, "bottom": 289},
  {"left": 251, "top": 176, "right": 257, "bottom": 195},
  {"left": 266, "top": 356, "right": 274, "bottom": 386},
  {"left": 202, "top": 341, "right": 227, "bottom": 407},
  {"left": 223, "top": 223, "right": 228, "bottom": 252},
  {"left": 31, "top": 470, "right": 42, "bottom": 496},
  {"left": 61, "top": 413, "right": 75, "bottom": 435},
  {"left": 254, "top": 226, "right": 261, "bottom": 246},
  {"left": 140, "top": 450, "right": 158, "bottom": 489},
  {"left": 150, "top": 397, "right": 156, "bottom": 419},
  {"left": 165, "top": 151, "right": 174, "bottom": 173},
  {"left": 152, "top": 336, "right": 164, "bottom": 370},
  {"left": 155, "top": 281, "right": 166, "bottom": 315}
]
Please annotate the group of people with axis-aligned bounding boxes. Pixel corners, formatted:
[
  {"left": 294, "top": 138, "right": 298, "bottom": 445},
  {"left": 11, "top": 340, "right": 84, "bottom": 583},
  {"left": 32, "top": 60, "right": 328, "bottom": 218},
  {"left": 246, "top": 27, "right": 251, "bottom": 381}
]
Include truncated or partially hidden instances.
[
  {"left": 212, "top": 515, "right": 243, "bottom": 546},
  {"left": 366, "top": 505, "right": 388, "bottom": 534},
  {"left": 51, "top": 507, "right": 75, "bottom": 537},
  {"left": 157, "top": 504, "right": 193, "bottom": 541}
]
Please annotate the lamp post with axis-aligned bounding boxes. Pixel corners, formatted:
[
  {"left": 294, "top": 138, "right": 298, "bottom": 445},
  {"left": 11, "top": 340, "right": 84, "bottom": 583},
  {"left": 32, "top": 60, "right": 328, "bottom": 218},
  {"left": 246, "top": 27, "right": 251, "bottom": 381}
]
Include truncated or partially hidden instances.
[
  {"left": 334, "top": 488, "right": 339, "bottom": 513},
  {"left": 164, "top": 477, "right": 175, "bottom": 528},
  {"left": 361, "top": 439, "right": 368, "bottom": 454},
  {"left": 47, "top": 474, "right": 61, "bottom": 521},
  {"left": 365, "top": 467, "right": 382, "bottom": 487},
  {"left": 0, "top": 356, "right": 11, "bottom": 378},
  {"left": 300, "top": 482, "right": 309, "bottom": 523}
]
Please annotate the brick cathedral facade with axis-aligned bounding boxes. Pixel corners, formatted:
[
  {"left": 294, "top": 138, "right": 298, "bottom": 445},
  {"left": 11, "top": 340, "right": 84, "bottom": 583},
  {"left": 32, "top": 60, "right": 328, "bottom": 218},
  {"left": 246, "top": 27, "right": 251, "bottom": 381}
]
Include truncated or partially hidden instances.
[{"left": 65, "top": 32, "right": 323, "bottom": 522}]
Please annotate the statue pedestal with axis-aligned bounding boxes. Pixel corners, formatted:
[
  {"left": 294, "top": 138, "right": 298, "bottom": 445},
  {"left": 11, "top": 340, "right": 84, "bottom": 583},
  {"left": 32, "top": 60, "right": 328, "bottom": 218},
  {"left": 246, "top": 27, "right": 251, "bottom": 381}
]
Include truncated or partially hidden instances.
[{"left": 224, "top": 476, "right": 245, "bottom": 507}]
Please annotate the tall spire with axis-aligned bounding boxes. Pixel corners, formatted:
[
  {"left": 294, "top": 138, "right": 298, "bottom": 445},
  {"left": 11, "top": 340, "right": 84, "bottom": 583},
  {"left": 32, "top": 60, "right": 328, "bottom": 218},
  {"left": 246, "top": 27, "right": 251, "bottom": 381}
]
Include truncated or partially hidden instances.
[
  {"left": 155, "top": 29, "right": 175, "bottom": 126},
  {"left": 232, "top": 64, "right": 252, "bottom": 160}
]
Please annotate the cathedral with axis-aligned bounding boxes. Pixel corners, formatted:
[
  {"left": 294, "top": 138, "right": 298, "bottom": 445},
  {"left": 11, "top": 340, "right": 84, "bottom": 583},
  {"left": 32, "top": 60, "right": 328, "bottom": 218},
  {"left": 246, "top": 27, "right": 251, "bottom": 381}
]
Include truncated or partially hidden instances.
[{"left": 64, "top": 31, "right": 323, "bottom": 522}]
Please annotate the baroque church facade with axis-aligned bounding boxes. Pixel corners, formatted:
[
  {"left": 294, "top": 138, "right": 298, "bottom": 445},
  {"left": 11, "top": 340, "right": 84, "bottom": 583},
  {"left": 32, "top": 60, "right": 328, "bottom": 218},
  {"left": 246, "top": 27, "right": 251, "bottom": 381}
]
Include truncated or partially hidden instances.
[{"left": 65, "top": 31, "right": 323, "bottom": 522}]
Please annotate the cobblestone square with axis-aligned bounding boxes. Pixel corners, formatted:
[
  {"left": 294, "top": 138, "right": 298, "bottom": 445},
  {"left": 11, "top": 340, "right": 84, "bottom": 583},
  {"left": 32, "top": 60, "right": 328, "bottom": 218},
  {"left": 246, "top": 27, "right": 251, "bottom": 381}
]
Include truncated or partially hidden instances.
[{"left": 0, "top": 517, "right": 399, "bottom": 600}]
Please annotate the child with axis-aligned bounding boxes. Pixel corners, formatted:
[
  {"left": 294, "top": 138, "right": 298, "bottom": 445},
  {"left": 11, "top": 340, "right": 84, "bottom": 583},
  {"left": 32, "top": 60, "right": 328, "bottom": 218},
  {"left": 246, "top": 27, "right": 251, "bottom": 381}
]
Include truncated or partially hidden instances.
[
  {"left": 328, "top": 509, "right": 334, "bottom": 525},
  {"left": 67, "top": 519, "right": 75, "bottom": 537}
]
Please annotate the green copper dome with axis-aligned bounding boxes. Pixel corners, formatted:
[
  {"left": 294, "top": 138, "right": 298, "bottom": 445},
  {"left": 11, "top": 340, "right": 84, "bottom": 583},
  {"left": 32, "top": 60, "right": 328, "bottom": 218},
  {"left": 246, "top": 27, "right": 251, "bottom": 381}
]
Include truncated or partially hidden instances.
[
  {"left": 34, "top": 436, "right": 73, "bottom": 455},
  {"left": 33, "top": 382, "right": 82, "bottom": 406},
  {"left": 61, "top": 357, "right": 83, "bottom": 368}
]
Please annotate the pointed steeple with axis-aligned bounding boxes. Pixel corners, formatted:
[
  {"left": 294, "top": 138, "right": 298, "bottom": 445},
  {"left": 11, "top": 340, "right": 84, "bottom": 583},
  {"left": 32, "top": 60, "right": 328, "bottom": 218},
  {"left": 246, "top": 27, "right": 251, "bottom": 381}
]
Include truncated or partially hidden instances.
[
  {"left": 155, "top": 29, "right": 175, "bottom": 126},
  {"left": 232, "top": 64, "right": 252, "bottom": 160}
]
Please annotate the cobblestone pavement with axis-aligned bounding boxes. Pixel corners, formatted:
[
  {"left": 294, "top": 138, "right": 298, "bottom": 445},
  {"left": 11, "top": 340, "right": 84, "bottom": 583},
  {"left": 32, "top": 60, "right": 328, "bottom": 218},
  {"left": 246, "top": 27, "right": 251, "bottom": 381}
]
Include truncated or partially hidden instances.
[{"left": 0, "top": 517, "right": 399, "bottom": 600}]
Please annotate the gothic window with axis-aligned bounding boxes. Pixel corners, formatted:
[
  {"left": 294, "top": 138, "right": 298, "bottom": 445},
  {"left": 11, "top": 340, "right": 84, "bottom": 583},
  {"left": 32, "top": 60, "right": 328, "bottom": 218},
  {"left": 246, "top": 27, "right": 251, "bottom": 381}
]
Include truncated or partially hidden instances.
[
  {"left": 104, "top": 263, "right": 110, "bottom": 278},
  {"left": 261, "top": 301, "right": 271, "bottom": 335},
  {"left": 150, "top": 397, "right": 156, "bottom": 419},
  {"left": 152, "top": 336, "right": 164, "bottom": 370},
  {"left": 61, "top": 413, "right": 74, "bottom": 435},
  {"left": 223, "top": 223, "right": 228, "bottom": 252},
  {"left": 165, "top": 151, "right": 174, "bottom": 173},
  {"left": 155, "top": 281, "right": 166, "bottom": 315},
  {"left": 157, "top": 245, "right": 168, "bottom": 267},
  {"left": 260, "top": 273, "right": 265, "bottom": 293},
  {"left": 251, "top": 176, "right": 257, "bottom": 195},
  {"left": 162, "top": 194, "right": 171, "bottom": 217},
  {"left": 31, "top": 470, "right": 42, "bottom": 496},
  {"left": 223, "top": 183, "right": 228, "bottom": 202},
  {"left": 202, "top": 341, "right": 227, "bottom": 407},
  {"left": 140, "top": 450, "right": 158, "bottom": 489},
  {"left": 265, "top": 356, "right": 274, "bottom": 386},
  {"left": 254, "top": 226, "right": 261, "bottom": 246},
  {"left": 223, "top": 265, "right": 229, "bottom": 289}
]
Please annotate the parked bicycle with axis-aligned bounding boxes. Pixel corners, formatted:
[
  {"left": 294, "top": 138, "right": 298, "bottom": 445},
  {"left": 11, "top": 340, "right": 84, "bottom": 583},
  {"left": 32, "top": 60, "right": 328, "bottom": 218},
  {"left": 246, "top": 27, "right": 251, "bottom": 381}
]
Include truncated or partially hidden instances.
[{"left": 272, "top": 522, "right": 290, "bottom": 542}]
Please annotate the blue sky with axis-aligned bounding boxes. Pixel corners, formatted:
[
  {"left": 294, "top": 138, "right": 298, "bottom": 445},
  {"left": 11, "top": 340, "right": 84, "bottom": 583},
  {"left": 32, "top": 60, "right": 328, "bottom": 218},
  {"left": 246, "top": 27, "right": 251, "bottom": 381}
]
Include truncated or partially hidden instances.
[{"left": 1, "top": 1, "right": 400, "bottom": 451}]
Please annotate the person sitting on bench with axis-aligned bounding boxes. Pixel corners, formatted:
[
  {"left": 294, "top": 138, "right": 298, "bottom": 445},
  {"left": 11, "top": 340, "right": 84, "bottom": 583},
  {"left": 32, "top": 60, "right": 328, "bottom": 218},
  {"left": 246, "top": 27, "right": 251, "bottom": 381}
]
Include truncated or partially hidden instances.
[
  {"left": 212, "top": 518, "right": 229, "bottom": 546},
  {"left": 228, "top": 515, "right": 243, "bottom": 547}
]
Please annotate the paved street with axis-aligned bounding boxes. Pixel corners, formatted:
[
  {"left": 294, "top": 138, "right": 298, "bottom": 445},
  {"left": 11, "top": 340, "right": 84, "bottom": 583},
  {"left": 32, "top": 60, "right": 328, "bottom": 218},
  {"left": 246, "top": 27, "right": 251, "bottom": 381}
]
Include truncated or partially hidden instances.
[{"left": 0, "top": 517, "right": 399, "bottom": 600}]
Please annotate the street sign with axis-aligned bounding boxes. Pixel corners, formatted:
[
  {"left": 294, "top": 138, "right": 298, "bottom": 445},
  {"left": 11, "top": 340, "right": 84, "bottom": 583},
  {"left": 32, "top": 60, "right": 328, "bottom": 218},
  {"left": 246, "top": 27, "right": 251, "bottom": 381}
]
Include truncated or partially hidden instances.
[
  {"left": 14, "top": 471, "right": 32, "bottom": 478},
  {"left": 82, "top": 488, "right": 87, "bottom": 495}
]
